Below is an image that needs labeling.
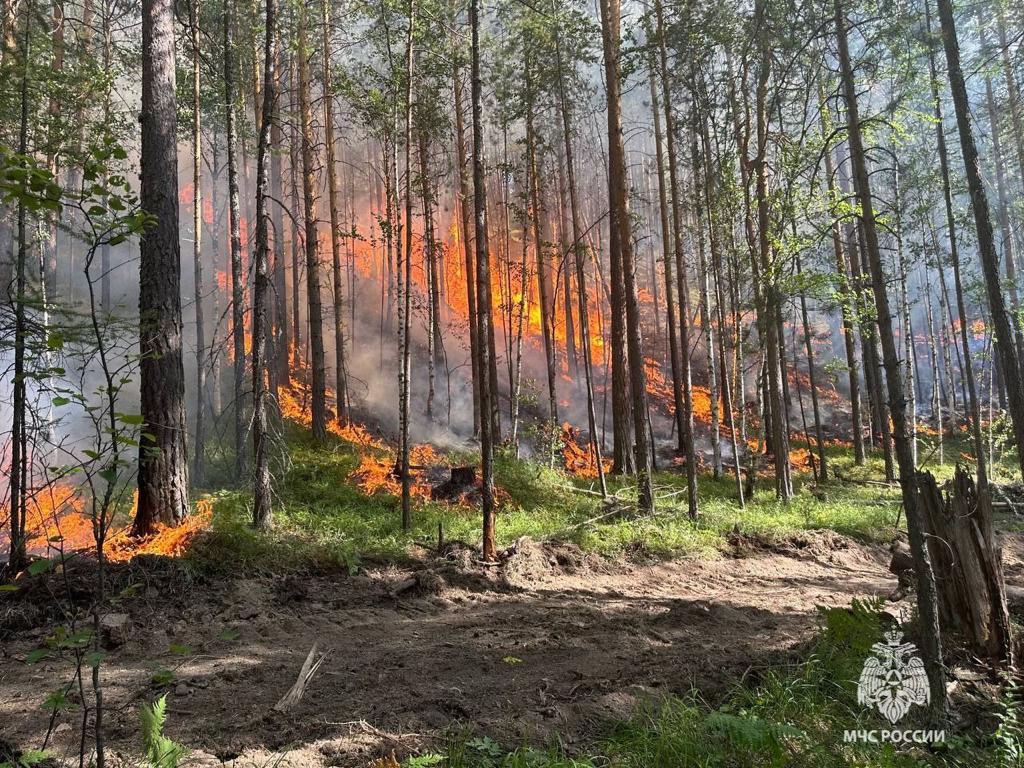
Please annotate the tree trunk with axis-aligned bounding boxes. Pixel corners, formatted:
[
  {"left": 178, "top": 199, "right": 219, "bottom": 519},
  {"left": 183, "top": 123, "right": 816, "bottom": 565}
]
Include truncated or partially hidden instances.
[
  {"left": 525, "top": 57, "right": 559, "bottom": 456},
  {"left": 323, "top": 0, "right": 348, "bottom": 425},
  {"left": 753, "top": 6, "right": 791, "bottom": 500},
  {"left": 836, "top": 0, "right": 946, "bottom": 713},
  {"left": 600, "top": 0, "right": 653, "bottom": 511},
  {"left": 251, "top": 0, "right": 277, "bottom": 531},
  {"left": 556, "top": 23, "right": 606, "bottom": 497},
  {"left": 916, "top": 467, "right": 1013, "bottom": 664},
  {"left": 936, "top": 0, "right": 1024, "bottom": 479},
  {"left": 925, "top": 0, "right": 985, "bottom": 477},
  {"left": 453, "top": 58, "right": 481, "bottom": 435},
  {"left": 135, "top": 0, "right": 189, "bottom": 533},
  {"left": 298, "top": 15, "right": 327, "bottom": 442},
  {"left": 190, "top": 0, "right": 206, "bottom": 487},
  {"left": 470, "top": 0, "right": 496, "bottom": 560},
  {"left": 224, "top": 0, "right": 248, "bottom": 474},
  {"left": 654, "top": 0, "right": 695, "bottom": 515},
  {"left": 398, "top": 0, "right": 415, "bottom": 530}
]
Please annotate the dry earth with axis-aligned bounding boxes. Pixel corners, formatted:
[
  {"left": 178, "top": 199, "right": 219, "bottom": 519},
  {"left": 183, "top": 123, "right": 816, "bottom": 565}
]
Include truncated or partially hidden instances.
[{"left": 1, "top": 532, "right": 900, "bottom": 767}]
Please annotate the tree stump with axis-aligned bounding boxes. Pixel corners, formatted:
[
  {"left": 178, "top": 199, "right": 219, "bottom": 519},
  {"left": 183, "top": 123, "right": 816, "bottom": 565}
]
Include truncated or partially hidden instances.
[{"left": 913, "top": 466, "right": 1013, "bottom": 663}]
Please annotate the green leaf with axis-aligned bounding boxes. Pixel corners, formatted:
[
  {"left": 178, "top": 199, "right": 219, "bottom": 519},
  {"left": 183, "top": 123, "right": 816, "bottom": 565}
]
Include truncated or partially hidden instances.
[
  {"left": 168, "top": 643, "right": 192, "bottom": 656},
  {"left": 0, "top": 584, "right": 20, "bottom": 592},
  {"left": 85, "top": 651, "right": 106, "bottom": 668},
  {"left": 26, "top": 649, "right": 50, "bottom": 664},
  {"left": 27, "top": 559, "right": 52, "bottom": 576},
  {"left": 151, "top": 668, "right": 175, "bottom": 686}
]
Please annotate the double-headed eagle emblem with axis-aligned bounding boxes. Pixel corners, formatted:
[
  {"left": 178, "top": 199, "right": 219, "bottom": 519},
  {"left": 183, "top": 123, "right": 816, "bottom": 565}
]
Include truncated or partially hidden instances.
[{"left": 857, "top": 629, "right": 930, "bottom": 724}]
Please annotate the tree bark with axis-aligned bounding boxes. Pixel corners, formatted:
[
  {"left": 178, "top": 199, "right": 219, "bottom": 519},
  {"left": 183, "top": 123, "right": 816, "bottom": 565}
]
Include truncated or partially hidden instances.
[
  {"left": 323, "top": 0, "right": 349, "bottom": 425},
  {"left": 600, "top": 0, "right": 653, "bottom": 511},
  {"left": 836, "top": 0, "right": 946, "bottom": 713},
  {"left": 936, "top": 0, "right": 1024, "bottom": 479},
  {"left": 135, "top": 0, "right": 189, "bottom": 533},
  {"left": 298, "top": 15, "right": 327, "bottom": 442},
  {"left": 251, "top": 0, "right": 277, "bottom": 531},
  {"left": 470, "top": 0, "right": 496, "bottom": 560}
]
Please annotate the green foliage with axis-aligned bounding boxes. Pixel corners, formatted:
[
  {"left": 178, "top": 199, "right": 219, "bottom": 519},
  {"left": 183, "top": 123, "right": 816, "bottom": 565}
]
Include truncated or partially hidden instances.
[
  {"left": 430, "top": 597, "right": 1002, "bottom": 767},
  {"left": 190, "top": 428, "right": 911, "bottom": 577},
  {"left": 140, "top": 696, "right": 188, "bottom": 768},
  {"left": 0, "top": 749, "right": 50, "bottom": 768},
  {"left": 995, "top": 675, "right": 1024, "bottom": 767}
]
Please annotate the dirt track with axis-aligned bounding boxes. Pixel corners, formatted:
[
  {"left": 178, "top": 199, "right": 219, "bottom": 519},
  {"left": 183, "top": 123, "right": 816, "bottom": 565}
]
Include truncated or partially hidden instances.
[{"left": 0, "top": 533, "right": 896, "bottom": 766}]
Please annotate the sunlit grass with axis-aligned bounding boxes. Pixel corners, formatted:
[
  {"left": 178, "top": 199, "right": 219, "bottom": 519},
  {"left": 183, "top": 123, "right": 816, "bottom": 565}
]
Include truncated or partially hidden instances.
[{"left": 180, "top": 424, "right": 1004, "bottom": 575}]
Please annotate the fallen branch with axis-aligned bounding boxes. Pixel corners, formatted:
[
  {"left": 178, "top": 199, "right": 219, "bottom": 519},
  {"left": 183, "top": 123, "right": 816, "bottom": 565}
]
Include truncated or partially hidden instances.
[{"left": 274, "top": 643, "right": 327, "bottom": 712}]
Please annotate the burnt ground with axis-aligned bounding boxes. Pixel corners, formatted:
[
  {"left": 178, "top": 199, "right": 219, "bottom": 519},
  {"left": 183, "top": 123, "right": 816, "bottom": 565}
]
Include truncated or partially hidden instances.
[{"left": 1, "top": 532, "right": 901, "bottom": 766}]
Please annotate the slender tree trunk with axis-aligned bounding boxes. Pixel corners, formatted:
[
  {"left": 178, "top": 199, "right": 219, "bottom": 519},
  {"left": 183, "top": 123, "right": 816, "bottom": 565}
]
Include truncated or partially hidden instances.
[
  {"left": 470, "top": 0, "right": 496, "bottom": 560},
  {"left": 191, "top": 0, "right": 206, "bottom": 487},
  {"left": 753, "top": 7, "right": 791, "bottom": 499},
  {"left": 135, "top": 0, "right": 189, "bottom": 533},
  {"left": 691, "top": 120, "right": 722, "bottom": 479},
  {"left": 654, "top": 0, "right": 695, "bottom": 515},
  {"left": 936, "top": 0, "right": 1024, "bottom": 479},
  {"left": 555, "top": 19, "right": 607, "bottom": 497},
  {"left": 398, "top": 0, "right": 415, "bottom": 529},
  {"left": 7, "top": 14, "right": 29, "bottom": 570},
  {"left": 646, "top": 50, "right": 685, "bottom": 453},
  {"left": 251, "top": 0, "right": 277, "bottom": 530},
  {"left": 601, "top": 0, "right": 653, "bottom": 511},
  {"left": 525, "top": 57, "right": 559, "bottom": 455},
  {"left": 837, "top": 0, "right": 946, "bottom": 712},
  {"left": 225, "top": 0, "right": 248, "bottom": 473},
  {"left": 323, "top": 0, "right": 348, "bottom": 425},
  {"left": 271, "top": 46, "right": 288, "bottom": 394},
  {"left": 454, "top": 58, "right": 481, "bottom": 434},
  {"left": 298, "top": 15, "right": 327, "bottom": 442}
]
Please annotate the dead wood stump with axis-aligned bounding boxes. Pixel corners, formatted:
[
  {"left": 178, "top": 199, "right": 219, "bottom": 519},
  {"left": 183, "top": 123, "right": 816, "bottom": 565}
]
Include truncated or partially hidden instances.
[{"left": 913, "top": 466, "right": 1013, "bottom": 663}]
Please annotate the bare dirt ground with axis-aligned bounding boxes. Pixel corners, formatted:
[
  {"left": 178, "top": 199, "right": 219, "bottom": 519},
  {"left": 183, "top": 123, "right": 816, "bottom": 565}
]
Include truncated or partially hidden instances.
[{"left": 1, "top": 532, "right": 899, "bottom": 767}]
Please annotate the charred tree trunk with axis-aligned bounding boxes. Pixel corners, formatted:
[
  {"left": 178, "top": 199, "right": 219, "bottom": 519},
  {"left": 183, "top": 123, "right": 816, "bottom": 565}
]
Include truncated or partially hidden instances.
[{"left": 916, "top": 467, "right": 1012, "bottom": 664}]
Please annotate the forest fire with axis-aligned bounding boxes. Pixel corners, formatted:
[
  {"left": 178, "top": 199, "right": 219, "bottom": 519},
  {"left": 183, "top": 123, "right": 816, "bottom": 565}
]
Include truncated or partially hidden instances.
[
  {"left": 4, "top": 486, "right": 212, "bottom": 564},
  {"left": 560, "top": 422, "right": 610, "bottom": 479}
]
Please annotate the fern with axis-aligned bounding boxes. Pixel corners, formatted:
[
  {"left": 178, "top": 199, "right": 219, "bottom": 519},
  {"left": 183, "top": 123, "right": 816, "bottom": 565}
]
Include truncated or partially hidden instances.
[
  {"left": 705, "top": 711, "right": 802, "bottom": 764},
  {"left": 996, "top": 675, "right": 1024, "bottom": 767},
  {"left": 140, "top": 695, "right": 188, "bottom": 768}
]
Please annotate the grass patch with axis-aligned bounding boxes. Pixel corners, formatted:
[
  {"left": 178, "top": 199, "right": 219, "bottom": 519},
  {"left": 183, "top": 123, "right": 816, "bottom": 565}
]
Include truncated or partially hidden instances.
[{"left": 187, "top": 426, "right": 924, "bottom": 575}]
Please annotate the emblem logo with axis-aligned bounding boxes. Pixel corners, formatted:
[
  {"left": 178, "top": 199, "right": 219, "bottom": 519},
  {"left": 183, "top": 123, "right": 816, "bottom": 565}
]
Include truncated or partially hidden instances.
[{"left": 857, "top": 629, "right": 930, "bottom": 724}]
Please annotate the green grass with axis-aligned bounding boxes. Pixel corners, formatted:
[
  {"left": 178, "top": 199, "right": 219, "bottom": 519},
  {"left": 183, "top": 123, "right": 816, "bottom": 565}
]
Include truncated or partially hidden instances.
[
  {"left": 399, "top": 599, "right": 1010, "bottom": 767},
  {"left": 184, "top": 426, "right": 990, "bottom": 576}
]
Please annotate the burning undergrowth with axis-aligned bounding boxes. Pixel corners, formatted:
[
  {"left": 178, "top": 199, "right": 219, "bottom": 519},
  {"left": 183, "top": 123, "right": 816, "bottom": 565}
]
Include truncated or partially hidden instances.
[
  {"left": 1, "top": 485, "right": 213, "bottom": 565},
  {"left": 560, "top": 422, "right": 611, "bottom": 479},
  {"left": 278, "top": 378, "right": 501, "bottom": 506}
]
